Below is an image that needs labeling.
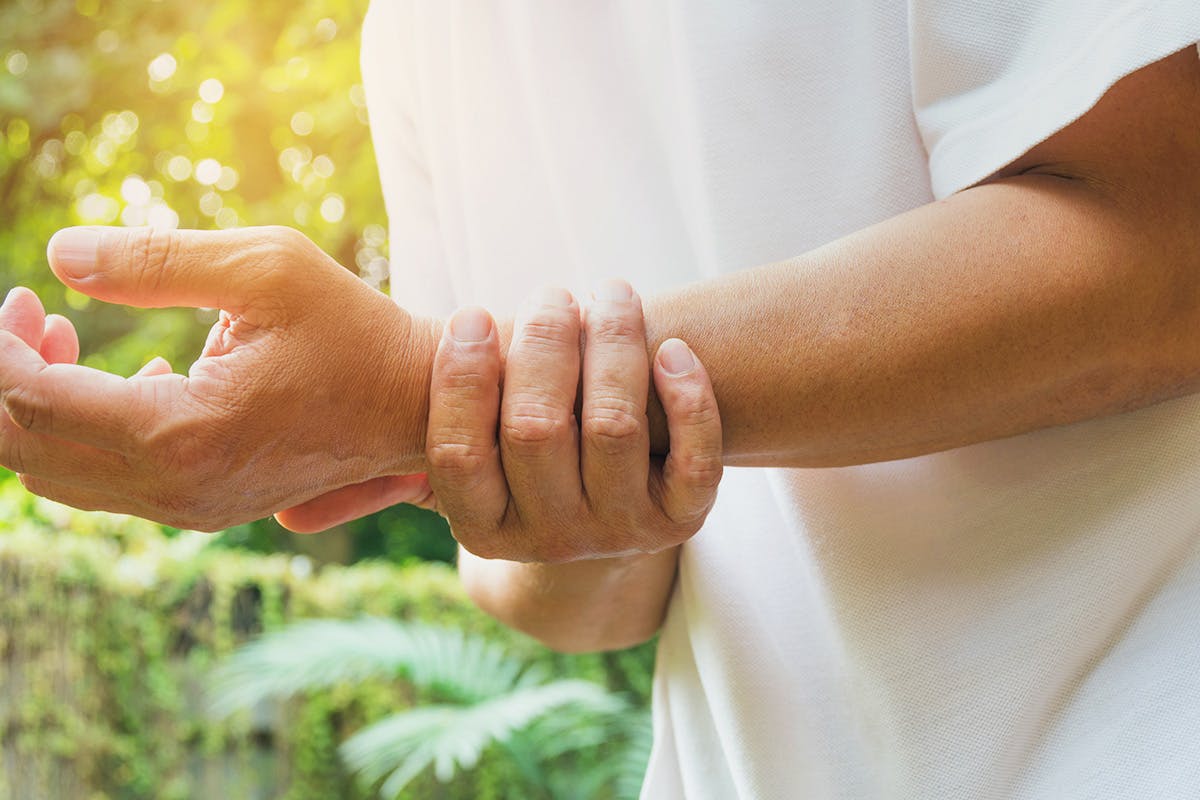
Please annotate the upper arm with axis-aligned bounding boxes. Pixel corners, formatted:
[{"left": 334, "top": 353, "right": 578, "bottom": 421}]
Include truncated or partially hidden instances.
[{"left": 987, "top": 46, "right": 1200, "bottom": 226}]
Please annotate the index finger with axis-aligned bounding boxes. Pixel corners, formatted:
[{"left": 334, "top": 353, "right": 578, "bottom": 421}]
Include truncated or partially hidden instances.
[{"left": 0, "top": 330, "right": 180, "bottom": 452}]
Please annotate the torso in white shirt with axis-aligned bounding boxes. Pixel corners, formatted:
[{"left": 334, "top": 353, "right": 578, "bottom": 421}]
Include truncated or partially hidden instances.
[{"left": 362, "top": 3, "right": 1200, "bottom": 797}]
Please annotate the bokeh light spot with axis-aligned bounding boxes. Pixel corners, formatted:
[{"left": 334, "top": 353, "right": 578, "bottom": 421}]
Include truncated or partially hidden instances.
[
  {"left": 93, "top": 139, "right": 117, "bottom": 167},
  {"left": 314, "top": 18, "right": 338, "bottom": 42},
  {"left": 166, "top": 155, "right": 192, "bottom": 181},
  {"left": 96, "top": 30, "right": 119, "bottom": 53},
  {"left": 278, "top": 147, "right": 300, "bottom": 171},
  {"left": 194, "top": 158, "right": 221, "bottom": 185},
  {"left": 312, "top": 155, "right": 335, "bottom": 178},
  {"left": 121, "top": 176, "right": 152, "bottom": 205},
  {"left": 198, "top": 78, "right": 224, "bottom": 104},
  {"left": 290, "top": 111, "right": 314, "bottom": 136},
  {"left": 147, "top": 53, "right": 177, "bottom": 82},
  {"left": 215, "top": 207, "right": 239, "bottom": 229},
  {"left": 7, "top": 118, "right": 30, "bottom": 145},
  {"left": 199, "top": 191, "right": 222, "bottom": 216},
  {"left": 5, "top": 50, "right": 29, "bottom": 76},
  {"left": 146, "top": 203, "right": 180, "bottom": 229},
  {"left": 63, "top": 130, "right": 87, "bottom": 155},
  {"left": 363, "top": 224, "right": 387, "bottom": 247},
  {"left": 121, "top": 205, "right": 148, "bottom": 226},
  {"left": 319, "top": 194, "right": 345, "bottom": 223},
  {"left": 216, "top": 166, "right": 239, "bottom": 191},
  {"left": 191, "top": 101, "right": 214, "bottom": 123},
  {"left": 286, "top": 56, "right": 309, "bottom": 82},
  {"left": 77, "top": 193, "right": 120, "bottom": 223}
]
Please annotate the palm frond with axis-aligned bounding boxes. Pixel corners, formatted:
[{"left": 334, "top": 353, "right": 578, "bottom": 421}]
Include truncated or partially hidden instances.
[
  {"left": 519, "top": 703, "right": 621, "bottom": 761},
  {"left": 340, "top": 680, "right": 625, "bottom": 798},
  {"left": 613, "top": 708, "right": 654, "bottom": 800},
  {"left": 206, "top": 617, "right": 527, "bottom": 716}
]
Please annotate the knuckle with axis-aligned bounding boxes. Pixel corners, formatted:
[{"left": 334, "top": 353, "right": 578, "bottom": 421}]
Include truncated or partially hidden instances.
[
  {"left": 426, "top": 438, "right": 492, "bottom": 481},
  {"left": 679, "top": 452, "right": 724, "bottom": 492},
  {"left": 582, "top": 401, "right": 644, "bottom": 453},
  {"left": 671, "top": 384, "right": 720, "bottom": 430},
  {"left": 502, "top": 413, "right": 570, "bottom": 455},
  {"left": 3, "top": 384, "right": 45, "bottom": 433},
  {"left": 134, "top": 228, "right": 192, "bottom": 300},
  {"left": 502, "top": 397, "right": 571, "bottom": 455},
  {"left": 261, "top": 225, "right": 314, "bottom": 258},
  {"left": 517, "top": 314, "right": 578, "bottom": 353},
  {"left": 122, "top": 227, "right": 180, "bottom": 296},
  {"left": 587, "top": 312, "right": 642, "bottom": 345},
  {"left": 440, "top": 367, "right": 494, "bottom": 394},
  {"left": 242, "top": 226, "right": 318, "bottom": 293}
]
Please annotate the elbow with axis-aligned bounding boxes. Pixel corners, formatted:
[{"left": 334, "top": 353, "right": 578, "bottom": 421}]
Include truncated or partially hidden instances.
[
  {"left": 457, "top": 545, "right": 673, "bottom": 654},
  {"left": 525, "top": 617, "right": 662, "bottom": 656},
  {"left": 468, "top": 583, "right": 662, "bottom": 654},
  {"left": 459, "top": 561, "right": 663, "bottom": 654}
]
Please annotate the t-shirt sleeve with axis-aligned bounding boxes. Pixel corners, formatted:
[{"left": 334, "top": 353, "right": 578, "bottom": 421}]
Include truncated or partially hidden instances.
[{"left": 910, "top": 0, "right": 1200, "bottom": 198}]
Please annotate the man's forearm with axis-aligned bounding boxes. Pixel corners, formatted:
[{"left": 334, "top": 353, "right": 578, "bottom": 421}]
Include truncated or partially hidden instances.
[
  {"left": 637, "top": 172, "right": 1198, "bottom": 467},
  {"left": 636, "top": 49, "right": 1200, "bottom": 467},
  {"left": 422, "top": 171, "right": 1196, "bottom": 473}
]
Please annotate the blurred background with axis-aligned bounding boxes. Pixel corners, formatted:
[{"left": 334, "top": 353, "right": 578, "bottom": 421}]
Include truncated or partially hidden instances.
[{"left": 0, "top": 1, "right": 654, "bottom": 798}]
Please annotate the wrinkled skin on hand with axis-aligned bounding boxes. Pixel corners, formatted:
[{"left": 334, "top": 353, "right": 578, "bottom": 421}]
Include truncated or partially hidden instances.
[
  {"left": 420, "top": 286, "right": 723, "bottom": 564},
  {"left": 0, "top": 226, "right": 436, "bottom": 531},
  {"left": 277, "top": 283, "right": 725, "bottom": 564}
]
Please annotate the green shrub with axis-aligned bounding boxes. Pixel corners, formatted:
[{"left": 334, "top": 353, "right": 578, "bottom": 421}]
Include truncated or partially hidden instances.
[{"left": 0, "top": 498, "right": 655, "bottom": 799}]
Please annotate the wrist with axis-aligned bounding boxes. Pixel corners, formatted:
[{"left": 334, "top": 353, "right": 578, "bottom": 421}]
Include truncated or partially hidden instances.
[{"left": 380, "top": 311, "right": 444, "bottom": 475}]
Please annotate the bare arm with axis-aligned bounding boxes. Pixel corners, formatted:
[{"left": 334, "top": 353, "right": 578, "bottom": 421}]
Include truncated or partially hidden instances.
[
  {"left": 452, "top": 48, "right": 1200, "bottom": 650},
  {"left": 641, "top": 48, "right": 1200, "bottom": 467}
]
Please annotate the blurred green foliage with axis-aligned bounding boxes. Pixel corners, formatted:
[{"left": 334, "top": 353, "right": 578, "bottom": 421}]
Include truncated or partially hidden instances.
[
  {"left": 0, "top": 0, "right": 453, "bottom": 562},
  {"left": 0, "top": 492, "right": 656, "bottom": 799}
]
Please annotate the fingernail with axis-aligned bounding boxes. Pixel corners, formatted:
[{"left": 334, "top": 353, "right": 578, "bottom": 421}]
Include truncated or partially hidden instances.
[
  {"left": 537, "top": 287, "right": 572, "bottom": 308},
  {"left": 658, "top": 338, "right": 695, "bottom": 376},
  {"left": 49, "top": 227, "right": 102, "bottom": 280},
  {"left": 592, "top": 279, "right": 632, "bottom": 304},
  {"left": 450, "top": 306, "right": 492, "bottom": 342}
]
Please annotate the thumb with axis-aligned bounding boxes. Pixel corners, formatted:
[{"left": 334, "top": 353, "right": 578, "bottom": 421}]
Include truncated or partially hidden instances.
[{"left": 47, "top": 226, "right": 311, "bottom": 314}]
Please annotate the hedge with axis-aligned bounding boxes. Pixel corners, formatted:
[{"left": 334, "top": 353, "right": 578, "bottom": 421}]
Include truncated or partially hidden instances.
[{"left": 0, "top": 486, "right": 655, "bottom": 799}]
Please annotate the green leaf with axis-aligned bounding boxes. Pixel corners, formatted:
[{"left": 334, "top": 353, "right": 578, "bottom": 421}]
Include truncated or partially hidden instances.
[
  {"left": 206, "top": 617, "right": 530, "bottom": 716},
  {"left": 340, "top": 681, "right": 625, "bottom": 798}
]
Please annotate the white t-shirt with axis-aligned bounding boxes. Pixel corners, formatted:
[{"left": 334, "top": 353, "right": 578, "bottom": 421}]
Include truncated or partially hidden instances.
[{"left": 361, "top": 3, "right": 1200, "bottom": 797}]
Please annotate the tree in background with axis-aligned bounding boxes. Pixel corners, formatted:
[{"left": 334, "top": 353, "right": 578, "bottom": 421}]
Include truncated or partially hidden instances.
[{"left": 0, "top": 0, "right": 451, "bottom": 562}]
